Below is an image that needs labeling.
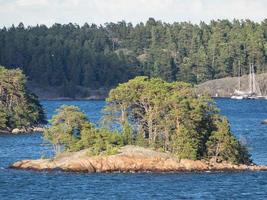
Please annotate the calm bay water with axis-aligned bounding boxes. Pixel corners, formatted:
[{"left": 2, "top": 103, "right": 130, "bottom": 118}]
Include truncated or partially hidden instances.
[{"left": 0, "top": 99, "right": 267, "bottom": 199}]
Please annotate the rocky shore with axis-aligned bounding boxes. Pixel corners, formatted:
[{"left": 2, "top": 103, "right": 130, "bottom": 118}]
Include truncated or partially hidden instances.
[
  {"left": 10, "top": 146, "right": 267, "bottom": 173},
  {"left": 197, "top": 73, "right": 267, "bottom": 97},
  {"left": 0, "top": 126, "right": 44, "bottom": 134}
]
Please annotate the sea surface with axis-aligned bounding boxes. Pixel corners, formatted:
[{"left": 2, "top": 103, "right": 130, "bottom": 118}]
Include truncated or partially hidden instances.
[{"left": 0, "top": 99, "right": 267, "bottom": 199}]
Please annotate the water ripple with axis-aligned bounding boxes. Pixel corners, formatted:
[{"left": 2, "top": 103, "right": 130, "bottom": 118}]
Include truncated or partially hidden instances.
[{"left": 0, "top": 99, "right": 267, "bottom": 199}]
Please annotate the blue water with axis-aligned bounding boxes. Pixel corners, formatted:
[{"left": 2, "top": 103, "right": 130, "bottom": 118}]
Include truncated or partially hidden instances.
[{"left": 0, "top": 99, "right": 267, "bottom": 199}]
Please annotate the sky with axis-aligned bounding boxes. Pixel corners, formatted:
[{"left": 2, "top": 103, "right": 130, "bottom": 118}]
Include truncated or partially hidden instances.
[{"left": 0, "top": 0, "right": 266, "bottom": 27}]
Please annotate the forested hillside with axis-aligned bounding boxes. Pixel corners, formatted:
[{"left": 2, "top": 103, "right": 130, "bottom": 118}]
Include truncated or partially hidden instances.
[{"left": 0, "top": 18, "right": 267, "bottom": 97}]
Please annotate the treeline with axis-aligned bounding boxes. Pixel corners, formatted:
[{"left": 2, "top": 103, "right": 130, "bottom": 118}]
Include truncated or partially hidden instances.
[
  {"left": 44, "top": 77, "right": 251, "bottom": 164},
  {"left": 0, "top": 19, "right": 267, "bottom": 96},
  {"left": 0, "top": 66, "right": 45, "bottom": 130}
]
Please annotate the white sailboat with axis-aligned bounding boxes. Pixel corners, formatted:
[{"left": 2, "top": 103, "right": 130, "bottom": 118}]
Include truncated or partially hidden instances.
[
  {"left": 231, "top": 63, "right": 247, "bottom": 99},
  {"left": 247, "top": 63, "right": 264, "bottom": 99},
  {"left": 231, "top": 63, "right": 263, "bottom": 100}
]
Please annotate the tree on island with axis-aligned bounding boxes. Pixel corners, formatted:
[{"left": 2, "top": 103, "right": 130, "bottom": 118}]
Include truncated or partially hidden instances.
[
  {"left": 104, "top": 76, "right": 251, "bottom": 164},
  {"left": 44, "top": 105, "right": 123, "bottom": 155},
  {"left": 44, "top": 77, "right": 251, "bottom": 164},
  {"left": 0, "top": 66, "right": 45, "bottom": 131}
]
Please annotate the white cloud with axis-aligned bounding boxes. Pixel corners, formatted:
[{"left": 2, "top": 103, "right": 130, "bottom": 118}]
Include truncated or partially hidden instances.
[
  {"left": 0, "top": 0, "right": 266, "bottom": 27},
  {"left": 16, "top": 0, "right": 48, "bottom": 6}
]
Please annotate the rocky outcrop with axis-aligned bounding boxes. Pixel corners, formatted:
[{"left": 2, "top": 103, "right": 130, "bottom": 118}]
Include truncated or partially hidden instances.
[
  {"left": 10, "top": 145, "right": 267, "bottom": 173},
  {"left": 0, "top": 126, "right": 44, "bottom": 134},
  {"left": 0, "top": 127, "right": 44, "bottom": 134},
  {"left": 197, "top": 73, "right": 267, "bottom": 97},
  {"left": 10, "top": 126, "right": 44, "bottom": 134}
]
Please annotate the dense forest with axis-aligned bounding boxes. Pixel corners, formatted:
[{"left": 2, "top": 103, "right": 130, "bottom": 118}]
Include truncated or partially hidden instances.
[
  {"left": 0, "top": 66, "right": 45, "bottom": 131},
  {"left": 0, "top": 18, "right": 267, "bottom": 97}
]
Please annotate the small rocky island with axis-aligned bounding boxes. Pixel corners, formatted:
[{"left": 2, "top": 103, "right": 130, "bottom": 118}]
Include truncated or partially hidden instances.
[
  {"left": 10, "top": 76, "right": 267, "bottom": 173},
  {"left": 11, "top": 145, "right": 267, "bottom": 172}
]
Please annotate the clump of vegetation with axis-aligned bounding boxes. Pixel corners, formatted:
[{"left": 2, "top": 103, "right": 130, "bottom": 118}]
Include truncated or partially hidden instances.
[
  {"left": 0, "top": 66, "right": 45, "bottom": 131},
  {"left": 103, "top": 76, "right": 251, "bottom": 164},
  {"left": 44, "top": 105, "right": 123, "bottom": 155},
  {"left": 45, "top": 77, "right": 251, "bottom": 164}
]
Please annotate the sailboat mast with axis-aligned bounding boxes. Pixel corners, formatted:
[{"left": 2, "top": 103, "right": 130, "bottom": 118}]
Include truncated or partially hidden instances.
[
  {"left": 238, "top": 61, "right": 241, "bottom": 90},
  {"left": 252, "top": 64, "right": 256, "bottom": 93},
  {"left": 249, "top": 63, "right": 252, "bottom": 93}
]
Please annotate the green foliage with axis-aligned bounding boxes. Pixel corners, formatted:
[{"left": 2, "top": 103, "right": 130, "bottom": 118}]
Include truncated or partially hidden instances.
[
  {"left": 0, "top": 107, "right": 8, "bottom": 130},
  {"left": 134, "top": 130, "right": 148, "bottom": 147},
  {"left": 170, "top": 125, "right": 199, "bottom": 160},
  {"left": 44, "top": 105, "right": 88, "bottom": 153},
  {"left": 44, "top": 105, "right": 123, "bottom": 155},
  {"left": 49, "top": 105, "right": 87, "bottom": 130},
  {"left": 104, "top": 76, "right": 251, "bottom": 164},
  {"left": 86, "top": 131, "right": 122, "bottom": 156},
  {"left": 45, "top": 76, "right": 251, "bottom": 164},
  {"left": 1, "top": 19, "right": 267, "bottom": 97},
  {"left": 0, "top": 66, "right": 45, "bottom": 130},
  {"left": 122, "top": 121, "right": 133, "bottom": 145},
  {"left": 206, "top": 116, "right": 252, "bottom": 164}
]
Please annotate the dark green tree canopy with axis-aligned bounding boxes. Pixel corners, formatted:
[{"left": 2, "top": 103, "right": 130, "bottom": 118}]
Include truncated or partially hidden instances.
[
  {"left": 0, "top": 66, "right": 45, "bottom": 130},
  {"left": 44, "top": 105, "right": 123, "bottom": 155},
  {"left": 0, "top": 19, "right": 267, "bottom": 97},
  {"left": 103, "top": 76, "right": 251, "bottom": 164}
]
